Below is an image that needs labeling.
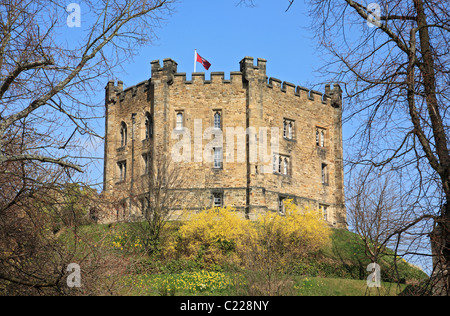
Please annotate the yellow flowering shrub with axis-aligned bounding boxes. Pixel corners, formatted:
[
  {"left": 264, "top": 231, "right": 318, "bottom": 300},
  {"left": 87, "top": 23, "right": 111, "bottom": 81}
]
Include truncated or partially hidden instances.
[
  {"left": 166, "top": 202, "right": 330, "bottom": 270},
  {"left": 167, "top": 206, "right": 255, "bottom": 265},
  {"left": 256, "top": 199, "right": 331, "bottom": 256}
]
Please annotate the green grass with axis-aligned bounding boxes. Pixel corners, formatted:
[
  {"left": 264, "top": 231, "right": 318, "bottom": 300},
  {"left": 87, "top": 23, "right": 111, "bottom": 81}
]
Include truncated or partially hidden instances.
[
  {"left": 294, "top": 277, "right": 405, "bottom": 296},
  {"left": 60, "top": 222, "right": 428, "bottom": 296},
  {"left": 117, "top": 273, "right": 406, "bottom": 296}
]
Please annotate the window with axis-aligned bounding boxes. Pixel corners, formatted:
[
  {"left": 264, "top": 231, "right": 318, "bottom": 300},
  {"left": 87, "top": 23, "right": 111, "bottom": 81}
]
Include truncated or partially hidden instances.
[
  {"left": 321, "top": 163, "right": 328, "bottom": 184},
  {"left": 213, "top": 147, "right": 223, "bottom": 169},
  {"left": 117, "top": 161, "right": 127, "bottom": 182},
  {"left": 176, "top": 112, "right": 184, "bottom": 130},
  {"left": 145, "top": 112, "right": 152, "bottom": 139},
  {"left": 214, "top": 111, "right": 222, "bottom": 130},
  {"left": 283, "top": 158, "right": 288, "bottom": 175},
  {"left": 213, "top": 192, "right": 223, "bottom": 208},
  {"left": 278, "top": 196, "right": 286, "bottom": 215},
  {"left": 120, "top": 122, "right": 127, "bottom": 147},
  {"left": 283, "top": 119, "right": 295, "bottom": 140},
  {"left": 316, "top": 127, "right": 326, "bottom": 147},
  {"left": 273, "top": 155, "right": 278, "bottom": 173},
  {"left": 116, "top": 200, "right": 127, "bottom": 221},
  {"left": 273, "top": 154, "right": 290, "bottom": 175},
  {"left": 142, "top": 153, "right": 150, "bottom": 175},
  {"left": 140, "top": 197, "right": 150, "bottom": 217},
  {"left": 319, "top": 204, "right": 328, "bottom": 221}
]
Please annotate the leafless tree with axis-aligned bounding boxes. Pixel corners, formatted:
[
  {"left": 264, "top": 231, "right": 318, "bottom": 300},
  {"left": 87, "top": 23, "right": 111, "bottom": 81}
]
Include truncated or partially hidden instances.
[
  {"left": 131, "top": 151, "right": 187, "bottom": 256},
  {"left": 239, "top": 0, "right": 450, "bottom": 295},
  {"left": 0, "top": 0, "right": 174, "bottom": 295},
  {"left": 346, "top": 167, "right": 434, "bottom": 289},
  {"left": 242, "top": 0, "right": 450, "bottom": 294},
  {"left": 304, "top": 0, "right": 450, "bottom": 295},
  {"left": 347, "top": 169, "right": 403, "bottom": 264}
]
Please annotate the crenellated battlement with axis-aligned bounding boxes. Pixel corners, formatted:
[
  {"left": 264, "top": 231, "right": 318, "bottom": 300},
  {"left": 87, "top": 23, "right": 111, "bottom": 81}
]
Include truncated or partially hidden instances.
[{"left": 105, "top": 57, "right": 342, "bottom": 110}]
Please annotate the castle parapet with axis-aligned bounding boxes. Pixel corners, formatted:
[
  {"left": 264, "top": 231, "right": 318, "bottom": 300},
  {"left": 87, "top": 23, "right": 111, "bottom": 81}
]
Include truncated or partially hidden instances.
[{"left": 107, "top": 57, "right": 342, "bottom": 108}]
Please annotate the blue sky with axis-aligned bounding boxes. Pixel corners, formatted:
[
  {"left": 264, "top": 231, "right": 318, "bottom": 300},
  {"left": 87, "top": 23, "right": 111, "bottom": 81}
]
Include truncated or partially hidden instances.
[
  {"left": 115, "top": 0, "right": 323, "bottom": 89},
  {"left": 84, "top": 0, "right": 335, "bottom": 187}
]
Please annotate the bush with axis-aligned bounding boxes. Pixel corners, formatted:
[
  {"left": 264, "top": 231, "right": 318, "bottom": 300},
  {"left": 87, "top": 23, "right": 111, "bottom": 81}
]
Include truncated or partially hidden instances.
[
  {"left": 236, "top": 200, "right": 332, "bottom": 295},
  {"left": 255, "top": 200, "right": 332, "bottom": 259},
  {"left": 166, "top": 206, "right": 255, "bottom": 267},
  {"left": 166, "top": 202, "right": 332, "bottom": 277}
]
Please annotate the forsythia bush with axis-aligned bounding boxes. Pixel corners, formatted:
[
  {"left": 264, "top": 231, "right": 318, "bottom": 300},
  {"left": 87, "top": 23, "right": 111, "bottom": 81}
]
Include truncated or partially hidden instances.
[
  {"left": 167, "top": 202, "right": 331, "bottom": 268},
  {"left": 256, "top": 199, "right": 331, "bottom": 257},
  {"left": 166, "top": 206, "right": 255, "bottom": 265}
]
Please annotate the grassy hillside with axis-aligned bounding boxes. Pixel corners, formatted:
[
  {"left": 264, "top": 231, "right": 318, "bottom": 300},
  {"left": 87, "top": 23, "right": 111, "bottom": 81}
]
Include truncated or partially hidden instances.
[
  {"left": 65, "top": 222, "right": 428, "bottom": 296},
  {"left": 303, "top": 229, "right": 428, "bottom": 283}
]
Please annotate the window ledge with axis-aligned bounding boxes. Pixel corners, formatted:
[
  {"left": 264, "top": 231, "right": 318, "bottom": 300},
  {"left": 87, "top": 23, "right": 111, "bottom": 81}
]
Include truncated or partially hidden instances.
[
  {"left": 283, "top": 137, "right": 296, "bottom": 142},
  {"left": 273, "top": 172, "right": 290, "bottom": 177}
]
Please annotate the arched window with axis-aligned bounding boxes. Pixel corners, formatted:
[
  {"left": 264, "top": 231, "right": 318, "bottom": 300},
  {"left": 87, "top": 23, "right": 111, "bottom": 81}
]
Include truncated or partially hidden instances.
[
  {"left": 176, "top": 112, "right": 183, "bottom": 130},
  {"left": 120, "top": 122, "right": 127, "bottom": 147},
  {"left": 145, "top": 112, "right": 152, "bottom": 139},
  {"left": 283, "top": 158, "right": 288, "bottom": 175},
  {"left": 283, "top": 119, "right": 294, "bottom": 140},
  {"left": 316, "top": 127, "right": 326, "bottom": 147},
  {"left": 214, "top": 111, "right": 221, "bottom": 129}
]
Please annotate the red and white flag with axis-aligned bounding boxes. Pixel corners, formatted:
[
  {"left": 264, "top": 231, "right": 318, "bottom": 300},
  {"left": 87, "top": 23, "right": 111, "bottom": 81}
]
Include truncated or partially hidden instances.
[{"left": 195, "top": 50, "right": 211, "bottom": 71}]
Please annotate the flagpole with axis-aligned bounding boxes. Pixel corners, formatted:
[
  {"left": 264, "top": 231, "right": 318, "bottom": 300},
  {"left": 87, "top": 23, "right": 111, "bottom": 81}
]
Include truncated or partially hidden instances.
[{"left": 194, "top": 49, "right": 197, "bottom": 73}]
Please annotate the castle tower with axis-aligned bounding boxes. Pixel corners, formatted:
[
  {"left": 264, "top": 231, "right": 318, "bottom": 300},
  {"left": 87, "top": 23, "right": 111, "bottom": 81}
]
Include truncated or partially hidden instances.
[{"left": 102, "top": 56, "right": 347, "bottom": 228}]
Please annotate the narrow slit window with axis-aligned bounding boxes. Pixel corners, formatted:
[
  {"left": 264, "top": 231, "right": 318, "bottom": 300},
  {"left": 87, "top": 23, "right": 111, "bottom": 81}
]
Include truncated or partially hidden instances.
[
  {"left": 142, "top": 153, "right": 150, "bottom": 175},
  {"left": 321, "top": 163, "right": 328, "bottom": 184},
  {"left": 118, "top": 161, "right": 127, "bottom": 182},
  {"left": 273, "top": 155, "right": 278, "bottom": 173},
  {"left": 316, "top": 127, "right": 326, "bottom": 147},
  {"left": 278, "top": 196, "right": 286, "bottom": 215},
  {"left": 120, "top": 122, "right": 127, "bottom": 147},
  {"left": 214, "top": 111, "right": 222, "bottom": 130},
  {"left": 214, "top": 147, "right": 223, "bottom": 169},
  {"left": 283, "top": 119, "right": 295, "bottom": 140},
  {"left": 176, "top": 112, "right": 184, "bottom": 130},
  {"left": 145, "top": 112, "right": 152, "bottom": 139}
]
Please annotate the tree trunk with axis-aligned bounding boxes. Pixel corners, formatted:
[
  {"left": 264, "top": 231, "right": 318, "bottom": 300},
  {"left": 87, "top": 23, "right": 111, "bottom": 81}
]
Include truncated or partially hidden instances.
[{"left": 413, "top": 0, "right": 450, "bottom": 295}]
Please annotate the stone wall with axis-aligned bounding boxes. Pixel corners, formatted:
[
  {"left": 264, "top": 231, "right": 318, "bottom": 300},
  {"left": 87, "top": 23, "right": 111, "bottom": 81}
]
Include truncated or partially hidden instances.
[{"left": 102, "top": 56, "right": 347, "bottom": 228}]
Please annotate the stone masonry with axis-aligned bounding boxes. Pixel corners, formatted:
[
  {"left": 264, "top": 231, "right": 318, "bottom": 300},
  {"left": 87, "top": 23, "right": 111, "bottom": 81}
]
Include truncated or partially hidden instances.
[{"left": 102, "top": 56, "right": 347, "bottom": 228}]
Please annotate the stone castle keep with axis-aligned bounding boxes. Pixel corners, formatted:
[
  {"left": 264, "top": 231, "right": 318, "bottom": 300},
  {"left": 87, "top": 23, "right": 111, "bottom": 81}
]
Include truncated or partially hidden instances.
[{"left": 102, "top": 56, "right": 347, "bottom": 228}]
